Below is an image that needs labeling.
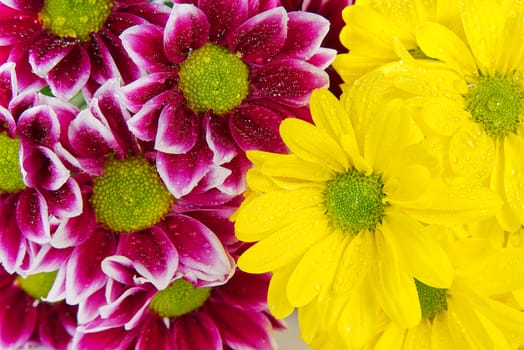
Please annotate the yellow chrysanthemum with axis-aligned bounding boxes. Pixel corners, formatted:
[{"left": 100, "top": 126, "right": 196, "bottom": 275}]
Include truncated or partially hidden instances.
[
  {"left": 333, "top": 0, "right": 461, "bottom": 86},
  {"left": 369, "top": 0, "right": 524, "bottom": 231},
  {"left": 371, "top": 238, "right": 524, "bottom": 350},
  {"left": 234, "top": 88, "right": 501, "bottom": 329}
]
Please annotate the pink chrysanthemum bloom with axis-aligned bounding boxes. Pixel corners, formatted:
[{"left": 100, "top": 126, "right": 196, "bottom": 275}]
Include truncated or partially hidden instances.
[
  {"left": 0, "top": 265, "right": 77, "bottom": 349},
  {"left": 43, "top": 79, "right": 239, "bottom": 306},
  {"left": 73, "top": 266, "right": 284, "bottom": 350},
  {"left": 120, "top": 0, "right": 335, "bottom": 153},
  {"left": 0, "top": 0, "right": 171, "bottom": 100},
  {"left": 0, "top": 62, "right": 84, "bottom": 274}
]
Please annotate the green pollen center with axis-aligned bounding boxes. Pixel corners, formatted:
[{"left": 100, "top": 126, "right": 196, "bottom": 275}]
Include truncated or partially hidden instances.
[
  {"left": 91, "top": 157, "right": 173, "bottom": 233},
  {"left": 466, "top": 74, "right": 523, "bottom": 138},
  {"left": 323, "top": 169, "right": 386, "bottom": 235},
  {"left": 0, "top": 133, "right": 25, "bottom": 193},
  {"left": 16, "top": 271, "right": 58, "bottom": 300},
  {"left": 178, "top": 43, "right": 250, "bottom": 114},
  {"left": 415, "top": 279, "right": 448, "bottom": 319},
  {"left": 39, "top": 0, "right": 114, "bottom": 41},
  {"left": 150, "top": 279, "right": 211, "bottom": 318}
]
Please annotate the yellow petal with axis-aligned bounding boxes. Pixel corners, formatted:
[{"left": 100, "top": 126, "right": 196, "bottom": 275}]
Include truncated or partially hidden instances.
[
  {"left": 309, "top": 89, "right": 352, "bottom": 140},
  {"left": 338, "top": 281, "right": 378, "bottom": 350},
  {"left": 404, "top": 320, "right": 432, "bottom": 350},
  {"left": 279, "top": 118, "right": 348, "bottom": 171},
  {"left": 287, "top": 232, "right": 345, "bottom": 307},
  {"left": 260, "top": 153, "right": 332, "bottom": 182},
  {"left": 492, "top": 141, "right": 521, "bottom": 231},
  {"left": 238, "top": 207, "right": 329, "bottom": 273},
  {"left": 402, "top": 179, "right": 502, "bottom": 224},
  {"left": 372, "top": 230, "right": 421, "bottom": 328},
  {"left": 416, "top": 21, "right": 477, "bottom": 76},
  {"left": 267, "top": 263, "right": 296, "bottom": 319},
  {"left": 431, "top": 312, "right": 460, "bottom": 350},
  {"left": 503, "top": 135, "right": 524, "bottom": 224},
  {"left": 234, "top": 187, "right": 323, "bottom": 241},
  {"left": 447, "top": 294, "right": 493, "bottom": 349},
  {"left": 385, "top": 164, "right": 431, "bottom": 204},
  {"left": 384, "top": 212, "right": 454, "bottom": 288},
  {"left": 333, "top": 230, "right": 374, "bottom": 294},
  {"left": 374, "top": 323, "right": 406, "bottom": 350},
  {"left": 449, "top": 123, "right": 495, "bottom": 178}
]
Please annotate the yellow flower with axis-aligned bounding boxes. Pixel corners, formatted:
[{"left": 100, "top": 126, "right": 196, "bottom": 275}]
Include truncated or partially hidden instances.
[
  {"left": 378, "top": 0, "right": 524, "bottom": 231},
  {"left": 333, "top": 0, "right": 460, "bottom": 86},
  {"left": 371, "top": 238, "right": 524, "bottom": 350},
  {"left": 234, "top": 88, "right": 501, "bottom": 329}
]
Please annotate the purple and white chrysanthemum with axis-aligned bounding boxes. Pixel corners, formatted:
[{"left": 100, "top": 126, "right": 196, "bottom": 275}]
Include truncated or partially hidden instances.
[
  {"left": 0, "top": 62, "right": 84, "bottom": 275},
  {"left": 0, "top": 265, "right": 77, "bottom": 349},
  {"left": 73, "top": 266, "right": 284, "bottom": 350},
  {"left": 120, "top": 0, "right": 335, "bottom": 153},
  {"left": 0, "top": 0, "right": 171, "bottom": 100},
  {"left": 42, "top": 79, "right": 240, "bottom": 307}
]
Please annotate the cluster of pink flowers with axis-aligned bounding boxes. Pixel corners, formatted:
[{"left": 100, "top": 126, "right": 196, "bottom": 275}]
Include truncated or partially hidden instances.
[{"left": 0, "top": 0, "right": 350, "bottom": 348}]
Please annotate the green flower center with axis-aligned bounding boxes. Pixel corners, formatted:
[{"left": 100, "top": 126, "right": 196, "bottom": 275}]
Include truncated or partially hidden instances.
[
  {"left": 415, "top": 279, "right": 448, "bottom": 319},
  {"left": 150, "top": 279, "right": 211, "bottom": 318},
  {"left": 91, "top": 157, "right": 173, "bottom": 233},
  {"left": 38, "top": 0, "right": 114, "bottom": 41},
  {"left": 323, "top": 169, "right": 386, "bottom": 235},
  {"left": 466, "top": 74, "right": 523, "bottom": 139},
  {"left": 16, "top": 271, "right": 58, "bottom": 300},
  {"left": 178, "top": 43, "right": 250, "bottom": 114},
  {"left": 0, "top": 133, "right": 25, "bottom": 193}
]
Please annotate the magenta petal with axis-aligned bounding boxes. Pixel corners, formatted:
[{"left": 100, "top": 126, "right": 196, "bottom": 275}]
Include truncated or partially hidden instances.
[
  {"left": 110, "top": 228, "right": 179, "bottom": 290},
  {"left": 47, "top": 45, "right": 91, "bottom": 100},
  {"left": 198, "top": 0, "right": 248, "bottom": 43},
  {"left": 156, "top": 139, "right": 213, "bottom": 198},
  {"left": 96, "top": 287, "right": 152, "bottom": 330},
  {"left": 121, "top": 24, "right": 173, "bottom": 72},
  {"left": 155, "top": 100, "right": 199, "bottom": 154},
  {"left": 206, "top": 301, "right": 275, "bottom": 350},
  {"left": 205, "top": 113, "right": 237, "bottom": 164},
  {"left": 68, "top": 109, "right": 121, "bottom": 159},
  {"left": 163, "top": 214, "right": 233, "bottom": 285},
  {"left": 0, "top": 194, "right": 26, "bottom": 273},
  {"left": 73, "top": 327, "right": 138, "bottom": 350},
  {"left": 217, "top": 153, "right": 250, "bottom": 196},
  {"left": 22, "top": 145, "right": 70, "bottom": 191},
  {"left": 41, "top": 178, "right": 82, "bottom": 219},
  {"left": 1, "top": 0, "right": 42, "bottom": 12},
  {"left": 17, "top": 104, "right": 60, "bottom": 147},
  {"left": 16, "top": 188, "right": 50, "bottom": 243},
  {"left": 251, "top": 59, "right": 329, "bottom": 106},
  {"left": 38, "top": 303, "right": 75, "bottom": 350},
  {"left": 0, "top": 62, "right": 16, "bottom": 108},
  {"left": 215, "top": 270, "right": 270, "bottom": 310},
  {"left": 229, "top": 104, "right": 286, "bottom": 152},
  {"left": 307, "top": 47, "right": 337, "bottom": 70},
  {"left": 28, "top": 34, "right": 74, "bottom": 77},
  {"left": 164, "top": 4, "right": 209, "bottom": 63},
  {"left": 136, "top": 315, "right": 175, "bottom": 350},
  {"left": 65, "top": 227, "right": 117, "bottom": 305},
  {"left": 77, "top": 288, "right": 107, "bottom": 325},
  {"left": 173, "top": 314, "right": 222, "bottom": 350},
  {"left": 0, "top": 15, "right": 40, "bottom": 46},
  {"left": 0, "top": 288, "right": 37, "bottom": 349},
  {"left": 51, "top": 200, "right": 96, "bottom": 248},
  {"left": 121, "top": 72, "right": 178, "bottom": 113},
  {"left": 277, "top": 11, "right": 330, "bottom": 60},
  {"left": 26, "top": 243, "right": 73, "bottom": 276},
  {"left": 229, "top": 7, "right": 287, "bottom": 64}
]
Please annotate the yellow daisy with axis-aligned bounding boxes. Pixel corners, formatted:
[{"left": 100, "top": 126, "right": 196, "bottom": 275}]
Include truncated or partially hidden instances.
[
  {"left": 387, "top": 0, "right": 524, "bottom": 231},
  {"left": 333, "top": 0, "right": 460, "bottom": 86},
  {"left": 234, "top": 88, "right": 501, "bottom": 328},
  {"left": 370, "top": 238, "right": 524, "bottom": 350}
]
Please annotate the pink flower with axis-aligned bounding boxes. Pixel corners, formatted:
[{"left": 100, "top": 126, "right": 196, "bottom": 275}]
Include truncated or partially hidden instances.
[
  {"left": 0, "top": 0, "right": 171, "bottom": 100},
  {"left": 120, "top": 0, "right": 335, "bottom": 153}
]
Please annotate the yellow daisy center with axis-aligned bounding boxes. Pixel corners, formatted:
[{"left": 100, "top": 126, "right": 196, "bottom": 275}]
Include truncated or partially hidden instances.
[
  {"left": 415, "top": 279, "right": 448, "bottom": 319},
  {"left": 16, "top": 271, "right": 58, "bottom": 300},
  {"left": 38, "top": 0, "right": 114, "bottom": 41},
  {"left": 178, "top": 43, "right": 250, "bottom": 114},
  {"left": 149, "top": 279, "right": 211, "bottom": 318},
  {"left": 466, "top": 74, "right": 523, "bottom": 139},
  {"left": 0, "top": 132, "right": 25, "bottom": 193},
  {"left": 323, "top": 169, "right": 386, "bottom": 234},
  {"left": 91, "top": 157, "right": 174, "bottom": 233}
]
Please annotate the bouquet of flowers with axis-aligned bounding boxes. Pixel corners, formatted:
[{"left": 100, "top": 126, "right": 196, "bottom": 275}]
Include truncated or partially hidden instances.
[{"left": 0, "top": 0, "right": 523, "bottom": 349}]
